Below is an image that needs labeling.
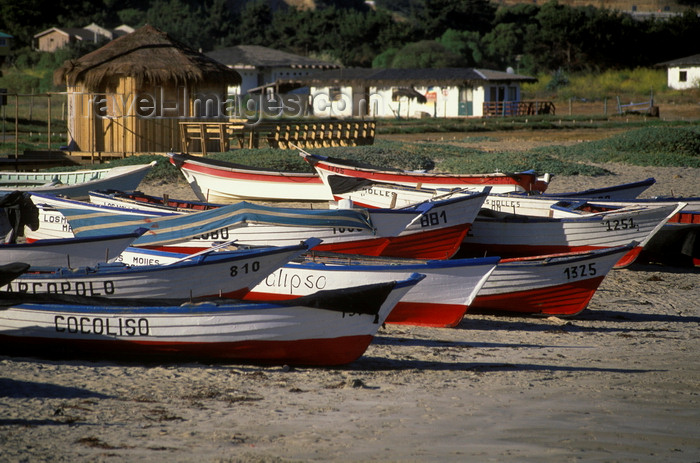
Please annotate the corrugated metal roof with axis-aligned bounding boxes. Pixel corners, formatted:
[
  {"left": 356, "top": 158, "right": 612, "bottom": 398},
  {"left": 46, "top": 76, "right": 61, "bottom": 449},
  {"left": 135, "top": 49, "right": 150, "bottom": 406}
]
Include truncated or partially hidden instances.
[{"left": 207, "top": 45, "right": 340, "bottom": 70}]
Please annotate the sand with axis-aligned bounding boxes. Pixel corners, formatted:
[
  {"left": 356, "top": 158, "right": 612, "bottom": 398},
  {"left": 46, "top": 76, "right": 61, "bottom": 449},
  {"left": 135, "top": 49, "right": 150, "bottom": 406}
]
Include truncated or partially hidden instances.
[{"left": 1, "top": 155, "right": 699, "bottom": 461}]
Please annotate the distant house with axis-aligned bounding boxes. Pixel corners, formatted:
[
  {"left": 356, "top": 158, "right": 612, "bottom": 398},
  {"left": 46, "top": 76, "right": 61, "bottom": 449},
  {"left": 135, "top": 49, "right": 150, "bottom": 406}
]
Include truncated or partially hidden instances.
[
  {"left": 255, "top": 67, "right": 538, "bottom": 119},
  {"left": 0, "top": 31, "right": 12, "bottom": 59},
  {"left": 34, "top": 23, "right": 134, "bottom": 52},
  {"left": 657, "top": 54, "right": 700, "bottom": 90},
  {"left": 206, "top": 45, "right": 340, "bottom": 96}
]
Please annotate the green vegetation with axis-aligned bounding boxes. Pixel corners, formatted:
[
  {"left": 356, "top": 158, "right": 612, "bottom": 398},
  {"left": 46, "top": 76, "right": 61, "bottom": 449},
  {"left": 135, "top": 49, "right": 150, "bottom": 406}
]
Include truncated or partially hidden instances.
[
  {"left": 1, "top": 0, "right": 699, "bottom": 77},
  {"left": 52, "top": 126, "right": 699, "bottom": 185}
]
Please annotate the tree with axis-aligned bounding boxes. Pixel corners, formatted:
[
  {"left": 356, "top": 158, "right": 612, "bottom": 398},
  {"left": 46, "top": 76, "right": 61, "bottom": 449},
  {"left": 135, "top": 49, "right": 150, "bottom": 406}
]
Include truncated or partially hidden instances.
[
  {"left": 411, "top": 0, "right": 496, "bottom": 38},
  {"left": 391, "top": 40, "right": 463, "bottom": 68}
]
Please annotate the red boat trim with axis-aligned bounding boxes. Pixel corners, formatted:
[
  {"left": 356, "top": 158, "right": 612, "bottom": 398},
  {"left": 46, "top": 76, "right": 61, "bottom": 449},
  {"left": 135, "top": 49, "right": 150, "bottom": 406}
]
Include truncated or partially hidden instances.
[
  {"left": 385, "top": 301, "right": 468, "bottom": 328},
  {"left": 470, "top": 276, "right": 606, "bottom": 315},
  {"left": 0, "top": 334, "right": 375, "bottom": 366},
  {"left": 457, "top": 243, "right": 641, "bottom": 268},
  {"left": 314, "top": 160, "right": 536, "bottom": 189},
  {"left": 180, "top": 160, "right": 323, "bottom": 184},
  {"left": 382, "top": 224, "right": 471, "bottom": 260}
]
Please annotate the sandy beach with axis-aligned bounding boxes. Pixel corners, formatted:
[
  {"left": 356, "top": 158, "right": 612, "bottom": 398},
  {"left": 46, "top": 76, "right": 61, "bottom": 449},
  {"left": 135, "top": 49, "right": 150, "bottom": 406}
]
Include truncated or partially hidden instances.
[{"left": 1, "top": 150, "right": 699, "bottom": 461}]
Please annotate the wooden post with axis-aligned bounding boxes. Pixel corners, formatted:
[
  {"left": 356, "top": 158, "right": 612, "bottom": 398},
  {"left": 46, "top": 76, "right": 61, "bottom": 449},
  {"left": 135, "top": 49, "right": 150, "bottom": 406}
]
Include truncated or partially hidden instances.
[
  {"left": 47, "top": 94, "right": 51, "bottom": 150},
  {"left": 14, "top": 94, "right": 18, "bottom": 160}
]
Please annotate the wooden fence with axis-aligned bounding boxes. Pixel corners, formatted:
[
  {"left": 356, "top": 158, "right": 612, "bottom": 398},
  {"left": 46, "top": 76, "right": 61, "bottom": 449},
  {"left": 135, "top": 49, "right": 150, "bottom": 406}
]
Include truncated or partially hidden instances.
[
  {"left": 179, "top": 119, "right": 376, "bottom": 154},
  {"left": 482, "top": 100, "right": 555, "bottom": 117}
]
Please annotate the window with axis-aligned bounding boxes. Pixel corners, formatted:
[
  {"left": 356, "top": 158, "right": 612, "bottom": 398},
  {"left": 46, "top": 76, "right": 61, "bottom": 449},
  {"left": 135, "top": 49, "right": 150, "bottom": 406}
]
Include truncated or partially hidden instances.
[{"left": 679, "top": 71, "right": 687, "bottom": 82}]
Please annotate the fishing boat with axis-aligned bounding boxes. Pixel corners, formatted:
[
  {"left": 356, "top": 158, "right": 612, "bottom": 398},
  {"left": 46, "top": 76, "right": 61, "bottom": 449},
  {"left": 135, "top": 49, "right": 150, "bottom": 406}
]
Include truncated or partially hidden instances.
[
  {"left": 168, "top": 152, "right": 334, "bottom": 202},
  {"left": 1, "top": 239, "right": 318, "bottom": 300},
  {"left": 0, "top": 229, "right": 147, "bottom": 268},
  {"left": 245, "top": 253, "right": 499, "bottom": 328},
  {"left": 0, "top": 274, "right": 424, "bottom": 365},
  {"left": 44, "top": 198, "right": 427, "bottom": 257},
  {"left": 90, "top": 185, "right": 489, "bottom": 260},
  {"left": 89, "top": 189, "right": 225, "bottom": 213},
  {"left": 120, "top": 247, "right": 500, "bottom": 328},
  {"left": 528, "top": 177, "right": 656, "bottom": 200},
  {"left": 458, "top": 203, "right": 685, "bottom": 268},
  {"left": 470, "top": 243, "right": 635, "bottom": 316},
  {"left": 0, "top": 161, "right": 157, "bottom": 199},
  {"left": 314, "top": 176, "right": 656, "bottom": 209},
  {"left": 25, "top": 193, "right": 174, "bottom": 241},
  {"left": 300, "top": 150, "right": 549, "bottom": 194}
]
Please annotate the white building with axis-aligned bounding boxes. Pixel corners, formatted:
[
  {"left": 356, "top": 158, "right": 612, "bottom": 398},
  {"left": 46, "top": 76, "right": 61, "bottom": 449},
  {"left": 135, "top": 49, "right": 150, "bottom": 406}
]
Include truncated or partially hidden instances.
[
  {"left": 657, "top": 54, "right": 700, "bottom": 90},
  {"left": 287, "top": 67, "right": 538, "bottom": 119},
  {"left": 206, "top": 45, "right": 340, "bottom": 96}
]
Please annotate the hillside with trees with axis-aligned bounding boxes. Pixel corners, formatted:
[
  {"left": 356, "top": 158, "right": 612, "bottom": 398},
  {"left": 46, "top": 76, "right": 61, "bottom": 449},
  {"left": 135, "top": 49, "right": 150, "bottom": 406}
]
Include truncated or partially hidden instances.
[{"left": 0, "top": 0, "right": 698, "bottom": 94}]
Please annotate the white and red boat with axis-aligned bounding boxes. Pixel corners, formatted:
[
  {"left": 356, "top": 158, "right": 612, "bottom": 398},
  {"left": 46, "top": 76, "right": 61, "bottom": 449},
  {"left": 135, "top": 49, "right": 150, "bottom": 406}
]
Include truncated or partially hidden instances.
[
  {"left": 315, "top": 176, "right": 656, "bottom": 210},
  {"left": 168, "top": 152, "right": 334, "bottom": 202},
  {"left": 470, "top": 243, "right": 635, "bottom": 316},
  {"left": 0, "top": 229, "right": 146, "bottom": 268},
  {"left": 458, "top": 202, "right": 685, "bottom": 268},
  {"left": 301, "top": 150, "right": 550, "bottom": 194},
  {"left": 38, "top": 196, "right": 429, "bottom": 257},
  {"left": 88, "top": 188, "right": 488, "bottom": 260},
  {"left": 118, "top": 247, "right": 500, "bottom": 328},
  {"left": 0, "top": 274, "right": 423, "bottom": 366},
  {"left": 245, "top": 254, "right": 499, "bottom": 328},
  {"left": 1, "top": 239, "right": 317, "bottom": 300}
]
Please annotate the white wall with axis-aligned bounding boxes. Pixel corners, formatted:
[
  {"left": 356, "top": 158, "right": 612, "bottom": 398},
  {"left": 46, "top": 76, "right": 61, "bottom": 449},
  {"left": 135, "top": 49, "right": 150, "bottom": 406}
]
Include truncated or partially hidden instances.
[{"left": 667, "top": 65, "right": 700, "bottom": 90}]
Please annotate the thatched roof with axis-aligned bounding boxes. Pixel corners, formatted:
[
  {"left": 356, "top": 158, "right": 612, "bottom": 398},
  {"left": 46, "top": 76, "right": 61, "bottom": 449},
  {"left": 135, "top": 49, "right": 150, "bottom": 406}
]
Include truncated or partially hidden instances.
[
  {"left": 206, "top": 45, "right": 340, "bottom": 70},
  {"left": 54, "top": 25, "right": 241, "bottom": 89}
]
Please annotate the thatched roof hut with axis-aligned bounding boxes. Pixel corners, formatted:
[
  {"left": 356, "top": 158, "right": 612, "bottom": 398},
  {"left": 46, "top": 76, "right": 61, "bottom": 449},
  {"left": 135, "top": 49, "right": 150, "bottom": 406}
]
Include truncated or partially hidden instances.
[
  {"left": 55, "top": 24, "right": 239, "bottom": 89},
  {"left": 55, "top": 25, "right": 241, "bottom": 155}
]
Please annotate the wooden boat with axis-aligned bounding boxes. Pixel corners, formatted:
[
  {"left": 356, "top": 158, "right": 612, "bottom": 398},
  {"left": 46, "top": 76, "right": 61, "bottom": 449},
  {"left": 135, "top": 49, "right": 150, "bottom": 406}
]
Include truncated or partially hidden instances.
[
  {"left": 0, "top": 274, "right": 424, "bottom": 365},
  {"left": 1, "top": 239, "right": 318, "bottom": 300},
  {"left": 458, "top": 203, "right": 686, "bottom": 268},
  {"left": 478, "top": 196, "right": 700, "bottom": 267},
  {"left": 25, "top": 193, "right": 173, "bottom": 241},
  {"left": 0, "top": 230, "right": 146, "bottom": 268},
  {"left": 316, "top": 176, "right": 655, "bottom": 209},
  {"left": 470, "top": 243, "right": 635, "bottom": 316},
  {"left": 89, "top": 189, "right": 225, "bottom": 213},
  {"left": 0, "top": 161, "right": 156, "bottom": 199},
  {"left": 168, "top": 152, "right": 334, "bottom": 202},
  {"left": 529, "top": 177, "right": 656, "bottom": 200},
  {"left": 90, "top": 186, "right": 489, "bottom": 260},
  {"left": 42, "top": 198, "right": 427, "bottom": 257},
  {"left": 300, "top": 150, "right": 549, "bottom": 194},
  {"left": 120, "top": 247, "right": 500, "bottom": 328},
  {"left": 245, "top": 253, "right": 500, "bottom": 328}
]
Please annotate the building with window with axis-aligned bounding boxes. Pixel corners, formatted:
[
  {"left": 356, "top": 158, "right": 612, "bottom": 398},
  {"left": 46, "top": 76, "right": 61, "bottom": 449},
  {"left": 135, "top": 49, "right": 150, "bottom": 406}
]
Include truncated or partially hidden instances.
[
  {"left": 657, "top": 54, "right": 700, "bottom": 90},
  {"left": 34, "top": 23, "right": 134, "bottom": 52},
  {"left": 255, "top": 67, "right": 539, "bottom": 119}
]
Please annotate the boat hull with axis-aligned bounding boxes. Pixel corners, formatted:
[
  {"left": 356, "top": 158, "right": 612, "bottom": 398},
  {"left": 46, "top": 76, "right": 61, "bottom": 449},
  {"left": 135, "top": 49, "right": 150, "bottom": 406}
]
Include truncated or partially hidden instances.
[
  {"left": 459, "top": 204, "right": 683, "bottom": 268},
  {"left": 0, "top": 162, "right": 156, "bottom": 199},
  {"left": 471, "top": 245, "right": 633, "bottom": 315},
  {"left": 244, "top": 255, "right": 499, "bottom": 328},
  {"left": 169, "top": 152, "right": 334, "bottom": 202},
  {"left": 0, "top": 276, "right": 421, "bottom": 365},
  {"left": 1, "top": 242, "right": 314, "bottom": 300}
]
